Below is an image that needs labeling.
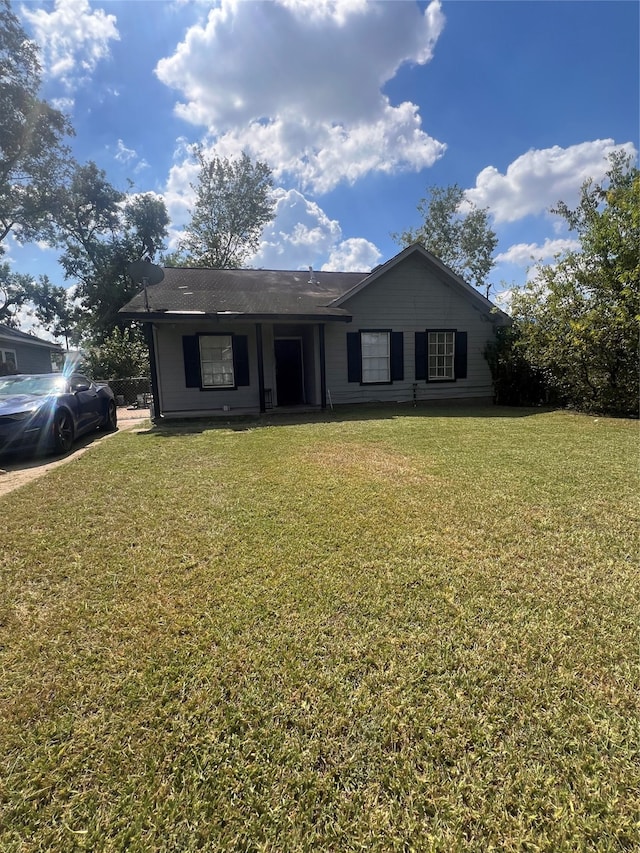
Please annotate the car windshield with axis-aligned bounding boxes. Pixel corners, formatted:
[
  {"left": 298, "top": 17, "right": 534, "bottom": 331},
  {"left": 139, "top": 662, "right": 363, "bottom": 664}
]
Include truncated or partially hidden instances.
[{"left": 0, "top": 375, "right": 67, "bottom": 397}]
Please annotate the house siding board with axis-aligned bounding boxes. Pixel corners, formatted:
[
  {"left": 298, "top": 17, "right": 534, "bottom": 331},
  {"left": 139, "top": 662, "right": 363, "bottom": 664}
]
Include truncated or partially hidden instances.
[
  {"left": 324, "top": 254, "right": 496, "bottom": 404},
  {"left": 0, "top": 326, "right": 60, "bottom": 374},
  {"left": 8, "top": 342, "right": 55, "bottom": 373}
]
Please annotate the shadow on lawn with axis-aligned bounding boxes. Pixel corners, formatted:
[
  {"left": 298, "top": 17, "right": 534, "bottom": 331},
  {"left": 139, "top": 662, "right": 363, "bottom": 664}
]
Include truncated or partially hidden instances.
[
  {"left": 135, "top": 403, "right": 555, "bottom": 438},
  {"left": 0, "top": 427, "right": 116, "bottom": 472}
]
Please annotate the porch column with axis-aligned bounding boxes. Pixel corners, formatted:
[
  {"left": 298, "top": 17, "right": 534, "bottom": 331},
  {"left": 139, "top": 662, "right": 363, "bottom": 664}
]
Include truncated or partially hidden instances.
[
  {"left": 319, "top": 323, "right": 327, "bottom": 410},
  {"left": 256, "top": 323, "right": 266, "bottom": 413},
  {"left": 146, "top": 322, "right": 161, "bottom": 422}
]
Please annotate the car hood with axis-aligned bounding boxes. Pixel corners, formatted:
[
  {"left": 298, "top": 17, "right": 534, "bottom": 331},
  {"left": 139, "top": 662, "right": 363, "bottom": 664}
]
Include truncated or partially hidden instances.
[{"left": 0, "top": 394, "right": 52, "bottom": 416}]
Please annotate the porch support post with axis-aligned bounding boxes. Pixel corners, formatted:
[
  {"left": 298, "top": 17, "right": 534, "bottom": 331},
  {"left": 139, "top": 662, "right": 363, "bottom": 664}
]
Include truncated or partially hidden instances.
[
  {"left": 319, "top": 323, "right": 327, "bottom": 410},
  {"left": 146, "top": 322, "right": 161, "bottom": 422},
  {"left": 256, "top": 323, "right": 266, "bottom": 413}
]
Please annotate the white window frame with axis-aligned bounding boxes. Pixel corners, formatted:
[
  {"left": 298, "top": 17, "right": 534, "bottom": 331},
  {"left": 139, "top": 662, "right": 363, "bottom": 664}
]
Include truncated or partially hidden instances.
[
  {"left": 199, "top": 335, "right": 235, "bottom": 388},
  {"left": 361, "top": 331, "right": 391, "bottom": 384},
  {"left": 0, "top": 348, "right": 17, "bottom": 372},
  {"left": 428, "top": 331, "right": 455, "bottom": 381}
]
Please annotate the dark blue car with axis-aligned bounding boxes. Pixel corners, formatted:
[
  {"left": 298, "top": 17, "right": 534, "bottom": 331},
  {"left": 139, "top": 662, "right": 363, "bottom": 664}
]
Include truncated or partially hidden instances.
[{"left": 0, "top": 373, "right": 117, "bottom": 457}]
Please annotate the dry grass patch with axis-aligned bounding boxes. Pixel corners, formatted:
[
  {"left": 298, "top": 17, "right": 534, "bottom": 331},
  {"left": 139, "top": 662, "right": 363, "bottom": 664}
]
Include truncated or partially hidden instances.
[{"left": 301, "top": 440, "right": 436, "bottom": 484}]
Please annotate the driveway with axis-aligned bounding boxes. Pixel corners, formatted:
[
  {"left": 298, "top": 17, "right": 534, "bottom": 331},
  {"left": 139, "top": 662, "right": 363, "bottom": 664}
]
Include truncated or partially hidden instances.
[{"left": 0, "top": 407, "right": 150, "bottom": 498}]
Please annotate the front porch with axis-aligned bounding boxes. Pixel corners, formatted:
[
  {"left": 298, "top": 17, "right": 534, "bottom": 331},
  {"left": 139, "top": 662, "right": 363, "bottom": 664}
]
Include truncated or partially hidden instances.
[{"left": 150, "top": 319, "right": 334, "bottom": 418}]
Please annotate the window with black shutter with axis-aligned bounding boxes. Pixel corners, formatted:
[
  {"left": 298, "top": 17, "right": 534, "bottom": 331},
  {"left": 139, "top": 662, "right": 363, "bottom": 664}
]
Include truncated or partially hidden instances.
[
  {"left": 347, "top": 330, "right": 404, "bottom": 384},
  {"left": 418, "top": 329, "right": 467, "bottom": 382},
  {"left": 182, "top": 333, "right": 250, "bottom": 389}
]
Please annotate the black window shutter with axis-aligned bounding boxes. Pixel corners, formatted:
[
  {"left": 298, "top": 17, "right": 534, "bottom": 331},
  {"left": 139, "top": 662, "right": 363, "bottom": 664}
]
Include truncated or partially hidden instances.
[
  {"left": 347, "top": 332, "right": 362, "bottom": 383},
  {"left": 414, "top": 332, "right": 427, "bottom": 380},
  {"left": 390, "top": 332, "right": 404, "bottom": 381},
  {"left": 234, "top": 335, "right": 250, "bottom": 386},
  {"left": 182, "top": 336, "right": 201, "bottom": 387},
  {"left": 454, "top": 331, "right": 468, "bottom": 379}
]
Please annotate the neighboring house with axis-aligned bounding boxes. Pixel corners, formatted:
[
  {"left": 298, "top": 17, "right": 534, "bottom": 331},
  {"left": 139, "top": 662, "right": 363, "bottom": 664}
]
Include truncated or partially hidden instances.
[
  {"left": 0, "top": 325, "right": 63, "bottom": 375},
  {"left": 119, "top": 243, "right": 510, "bottom": 419}
]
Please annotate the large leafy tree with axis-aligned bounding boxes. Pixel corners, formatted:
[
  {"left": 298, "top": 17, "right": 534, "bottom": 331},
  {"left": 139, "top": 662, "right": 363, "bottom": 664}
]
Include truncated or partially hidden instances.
[
  {"left": 0, "top": 261, "right": 30, "bottom": 326},
  {"left": 179, "top": 149, "right": 275, "bottom": 269},
  {"left": 0, "top": 0, "right": 73, "bottom": 253},
  {"left": 22, "top": 275, "right": 79, "bottom": 349},
  {"left": 394, "top": 184, "right": 498, "bottom": 296},
  {"left": 509, "top": 152, "right": 639, "bottom": 416},
  {"left": 84, "top": 327, "right": 149, "bottom": 380},
  {"left": 52, "top": 162, "right": 169, "bottom": 341}
]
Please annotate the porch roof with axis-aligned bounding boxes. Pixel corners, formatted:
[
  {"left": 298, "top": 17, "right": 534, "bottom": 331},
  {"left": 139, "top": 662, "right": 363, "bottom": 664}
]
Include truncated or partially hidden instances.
[{"left": 119, "top": 267, "right": 364, "bottom": 322}]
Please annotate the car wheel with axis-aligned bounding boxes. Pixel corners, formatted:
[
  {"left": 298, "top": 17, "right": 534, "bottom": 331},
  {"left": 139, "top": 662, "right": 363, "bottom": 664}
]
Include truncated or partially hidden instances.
[
  {"left": 102, "top": 400, "right": 118, "bottom": 432},
  {"left": 52, "top": 410, "right": 74, "bottom": 454}
]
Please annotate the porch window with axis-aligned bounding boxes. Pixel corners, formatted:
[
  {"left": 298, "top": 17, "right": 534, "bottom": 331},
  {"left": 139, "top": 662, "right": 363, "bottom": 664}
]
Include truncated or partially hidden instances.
[
  {"left": 199, "top": 335, "right": 234, "bottom": 387},
  {"left": 428, "top": 331, "right": 455, "bottom": 380},
  {"left": 361, "top": 331, "right": 390, "bottom": 383}
]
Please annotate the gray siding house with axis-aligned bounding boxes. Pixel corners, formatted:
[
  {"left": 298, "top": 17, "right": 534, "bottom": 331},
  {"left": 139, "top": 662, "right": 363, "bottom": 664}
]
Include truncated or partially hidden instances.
[
  {"left": 119, "top": 244, "right": 509, "bottom": 419},
  {"left": 0, "top": 324, "right": 62, "bottom": 375}
]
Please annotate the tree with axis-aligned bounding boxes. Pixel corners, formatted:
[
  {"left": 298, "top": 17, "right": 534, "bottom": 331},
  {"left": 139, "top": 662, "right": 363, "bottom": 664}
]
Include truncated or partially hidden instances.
[
  {"left": 0, "top": 262, "right": 30, "bottom": 326},
  {"left": 52, "top": 162, "right": 169, "bottom": 340},
  {"left": 22, "top": 275, "right": 79, "bottom": 349},
  {"left": 0, "top": 0, "right": 74, "bottom": 253},
  {"left": 84, "top": 326, "right": 149, "bottom": 380},
  {"left": 394, "top": 184, "right": 497, "bottom": 296},
  {"left": 484, "top": 325, "right": 547, "bottom": 406},
  {"left": 509, "top": 152, "right": 639, "bottom": 416},
  {"left": 179, "top": 149, "right": 275, "bottom": 269}
]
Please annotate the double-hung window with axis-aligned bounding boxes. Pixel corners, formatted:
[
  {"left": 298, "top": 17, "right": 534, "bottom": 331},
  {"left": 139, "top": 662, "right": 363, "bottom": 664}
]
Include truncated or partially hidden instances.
[
  {"left": 199, "top": 335, "right": 234, "bottom": 388},
  {"left": 347, "top": 330, "right": 403, "bottom": 384},
  {"left": 428, "top": 331, "right": 455, "bottom": 380},
  {"left": 183, "top": 333, "right": 250, "bottom": 390},
  {"left": 361, "top": 331, "right": 390, "bottom": 383},
  {"left": 415, "top": 329, "right": 467, "bottom": 383}
]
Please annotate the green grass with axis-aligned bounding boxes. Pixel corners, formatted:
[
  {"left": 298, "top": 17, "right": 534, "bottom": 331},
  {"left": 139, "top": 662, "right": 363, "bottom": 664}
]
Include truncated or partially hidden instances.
[{"left": 0, "top": 406, "right": 638, "bottom": 852}]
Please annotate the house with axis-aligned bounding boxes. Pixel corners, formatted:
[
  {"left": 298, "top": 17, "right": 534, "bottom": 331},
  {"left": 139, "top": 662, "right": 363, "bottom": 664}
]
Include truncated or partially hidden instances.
[
  {"left": 119, "top": 244, "right": 510, "bottom": 419},
  {"left": 0, "top": 324, "right": 63, "bottom": 375}
]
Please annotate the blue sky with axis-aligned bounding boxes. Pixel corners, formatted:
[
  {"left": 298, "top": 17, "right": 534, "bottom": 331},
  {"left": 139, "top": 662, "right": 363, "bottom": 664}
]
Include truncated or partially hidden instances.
[{"left": 8, "top": 0, "right": 639, "bottom": 322}]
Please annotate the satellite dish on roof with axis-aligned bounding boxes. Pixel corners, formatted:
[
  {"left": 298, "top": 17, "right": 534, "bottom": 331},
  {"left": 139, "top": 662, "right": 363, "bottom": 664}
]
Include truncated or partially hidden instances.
[
  {"left": 127, "top": 259, "right": 164, "bottom": 285},
  {"left": 127, "top": 260, "right": 164, "bottom": 312}
]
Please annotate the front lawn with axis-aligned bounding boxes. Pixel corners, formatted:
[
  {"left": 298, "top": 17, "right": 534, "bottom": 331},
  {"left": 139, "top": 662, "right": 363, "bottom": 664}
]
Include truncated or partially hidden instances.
[{"left": 0, "top": 407, "right": 638, "bottom": 851}]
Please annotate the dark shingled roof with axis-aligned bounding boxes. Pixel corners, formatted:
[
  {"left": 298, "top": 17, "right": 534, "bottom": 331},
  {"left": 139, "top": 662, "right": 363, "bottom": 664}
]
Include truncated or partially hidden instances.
[{"left": 120, "top": 267, "right": 367, "bottom": 320}]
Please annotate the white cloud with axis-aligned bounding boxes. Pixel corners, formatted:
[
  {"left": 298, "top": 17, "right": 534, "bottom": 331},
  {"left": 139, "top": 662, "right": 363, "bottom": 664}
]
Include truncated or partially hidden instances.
[
  {"left": 156, "top": 0, "right": 446, "bottom": 193},
  {"left": 252, "top": 188, "right": 342, "bottom": 268},
  {"left": 114, "top": 140, "right": 137, "bottom": 165},
  {"left": 495, "top": 238, "right": 581, "bottom": 267},
  {"left": 253, "top": 190, "right": 382, "bottom": 270},
  {"left": 21, "top": 0, "right": 119, "bottom": 91},
  {"left": 50, "top": 96, "right": 75, "bottom": 113},
  {"left": 466, "top": 140, "right": 637, "bottom": 224},
  {"left": 322, "top": 238, "right": 381, "bottom": 272},
  {"left": 113, "top": 140, "right": 150, "bottom": 173}
]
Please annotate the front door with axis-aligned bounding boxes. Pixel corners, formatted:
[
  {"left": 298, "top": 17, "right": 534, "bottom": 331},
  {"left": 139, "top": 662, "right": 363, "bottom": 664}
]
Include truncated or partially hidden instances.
[{"left": 275, "top": 338, "right": 304, "bottom": 406}]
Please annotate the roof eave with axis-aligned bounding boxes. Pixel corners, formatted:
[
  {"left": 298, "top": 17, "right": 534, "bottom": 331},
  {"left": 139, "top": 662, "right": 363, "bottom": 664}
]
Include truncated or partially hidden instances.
[{"left": 119, "top": 310, "right": 352, "bottom": 323}]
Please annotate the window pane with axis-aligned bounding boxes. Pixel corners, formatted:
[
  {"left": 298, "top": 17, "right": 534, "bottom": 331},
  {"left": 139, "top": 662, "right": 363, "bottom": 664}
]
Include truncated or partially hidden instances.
[
  {"left": 361, "top": 332, "right": 390, "bottom": 383},
  {"left": 428, "top": 332, "right": 454, "bottom": 380},
  {"left": 199, "top": 335, "right": 235, "bottom": 387}
]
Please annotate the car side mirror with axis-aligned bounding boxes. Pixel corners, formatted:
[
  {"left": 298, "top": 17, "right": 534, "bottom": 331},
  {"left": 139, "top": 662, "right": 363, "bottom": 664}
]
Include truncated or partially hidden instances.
[{"left": 71, "top": 380, "right": 91, "bottom": 393}]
